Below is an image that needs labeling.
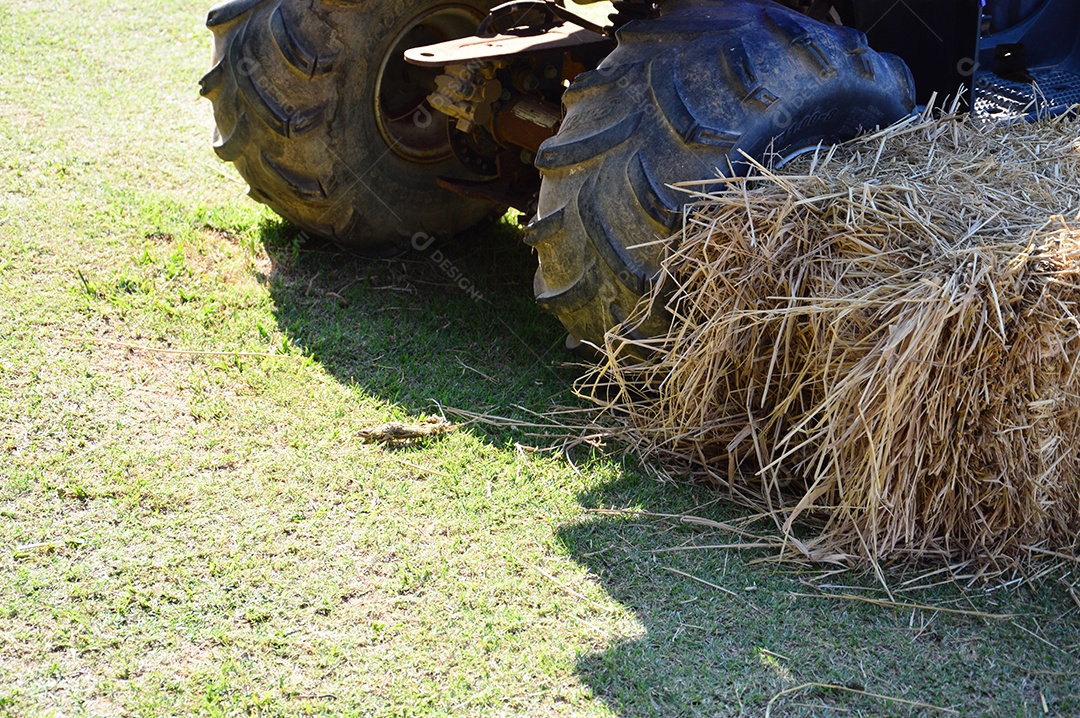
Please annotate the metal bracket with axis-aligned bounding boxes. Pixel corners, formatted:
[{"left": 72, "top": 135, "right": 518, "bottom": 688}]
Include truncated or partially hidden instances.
[{"left": 405, "top": 24, "right": 608, "bottom": 68}]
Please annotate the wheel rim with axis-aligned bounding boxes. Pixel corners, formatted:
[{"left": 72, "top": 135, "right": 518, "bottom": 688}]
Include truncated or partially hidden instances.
[{"left": 374, "top": 5, "right": 486, "bottom": 164}]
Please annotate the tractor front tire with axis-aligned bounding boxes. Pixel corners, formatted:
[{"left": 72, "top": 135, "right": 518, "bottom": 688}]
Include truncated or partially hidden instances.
[
  {"left": 528, "top": 0, "right": 916, "bottom": 346},
  {"left": 200, "top": 0, "right": 499, "bottom": 252}
]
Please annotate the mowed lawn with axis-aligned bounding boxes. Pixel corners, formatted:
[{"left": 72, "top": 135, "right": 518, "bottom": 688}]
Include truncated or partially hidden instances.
[{"left": 1, "top": 1, "right": 1079, "bottom": 716}]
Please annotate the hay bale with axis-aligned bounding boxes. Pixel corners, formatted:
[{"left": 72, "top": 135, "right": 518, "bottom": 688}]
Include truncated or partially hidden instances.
[{"left": 579, "top": 111, "right": 1080, "bottom": 566}]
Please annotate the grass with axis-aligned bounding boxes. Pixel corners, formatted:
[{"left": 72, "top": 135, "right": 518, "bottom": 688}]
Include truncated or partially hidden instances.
[{"left": 1, "top": 0, "right": 1078, "bottom": 716}]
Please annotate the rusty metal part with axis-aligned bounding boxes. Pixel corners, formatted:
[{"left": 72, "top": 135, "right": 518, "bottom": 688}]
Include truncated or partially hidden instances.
[
  {"left": 448, "top": 126, "right": 501, "bottom": 176},
  {"left": 404, "top": 21, "right": 608, "bottom": 67},
  {"left": 437, "top": 151, "right": 542, "bottom": 214},
  {"left": 427, "top": 62, "right": 504, "bottom": 132},
  {"left": 492, "top": 96, "right": 561, "bottom": 153}
]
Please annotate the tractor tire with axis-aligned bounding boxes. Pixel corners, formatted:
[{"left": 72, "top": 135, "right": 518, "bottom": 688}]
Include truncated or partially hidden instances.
[
  {"left": 199, "top": 0, "right": 500, "bottom": 252},
  {"left": 527, "top": 0, "right": 916, "bottom": 347}
]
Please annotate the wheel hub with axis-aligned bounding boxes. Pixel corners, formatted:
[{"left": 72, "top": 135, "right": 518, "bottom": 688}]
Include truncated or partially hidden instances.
[{"left": 374, "top": 5, "right": 487, "bottom": 163}]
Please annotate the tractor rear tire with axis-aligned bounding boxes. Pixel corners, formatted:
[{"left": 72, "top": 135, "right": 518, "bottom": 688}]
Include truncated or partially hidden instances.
[
  {"left": 200, "top": 0, "right": 500, "bottom": 252},
  {"left": 527, "top": 0, "right": 916, "bottom": 346}
]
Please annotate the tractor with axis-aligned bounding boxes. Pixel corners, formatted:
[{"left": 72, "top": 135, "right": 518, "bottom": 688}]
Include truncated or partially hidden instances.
[{"left": 200, "top": 0, "right": 1080, "bottom": 348}]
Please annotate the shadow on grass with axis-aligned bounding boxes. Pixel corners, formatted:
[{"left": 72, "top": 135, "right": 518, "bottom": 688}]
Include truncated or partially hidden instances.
[
  {"left": 558, "top": 468, "right": 1080, "bottom": 717},
  {"left": 259, "top": 217, "right": 1080, "bottom": 718},
  {"left": 259, "top": 215, "right": 578, "bottom": 436}
]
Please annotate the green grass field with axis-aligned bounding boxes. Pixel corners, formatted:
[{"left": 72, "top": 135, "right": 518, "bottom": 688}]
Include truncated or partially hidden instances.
[{"left": 1, "top": 1, "right": 1078, "bottom": 715}]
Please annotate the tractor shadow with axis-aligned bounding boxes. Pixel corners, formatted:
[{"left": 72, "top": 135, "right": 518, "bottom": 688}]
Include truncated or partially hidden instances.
[
  {"left": 556, "top": 470, "right": 805, "bottom": 717},
  {"left": 258, "top": 215, "right": 580, "bottom": 436}
]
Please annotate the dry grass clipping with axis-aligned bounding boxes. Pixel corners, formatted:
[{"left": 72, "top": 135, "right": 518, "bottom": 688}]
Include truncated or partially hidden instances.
[
  {"left": 359, "top": 416, "right": 454, "bottom": 444},
  {"left": 579, "top": 111, "right": 1080, "bottom": 567}
]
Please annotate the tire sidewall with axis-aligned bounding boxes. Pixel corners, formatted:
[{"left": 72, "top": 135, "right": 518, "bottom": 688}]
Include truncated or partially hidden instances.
[{"left": 736, "top": 86, "right": 900, "bottom": 171}]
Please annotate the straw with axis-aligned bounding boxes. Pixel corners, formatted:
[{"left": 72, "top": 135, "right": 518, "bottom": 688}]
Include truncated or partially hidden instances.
[{"left": 578, "top": 110, "right": 1080, "bottom": 567}]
